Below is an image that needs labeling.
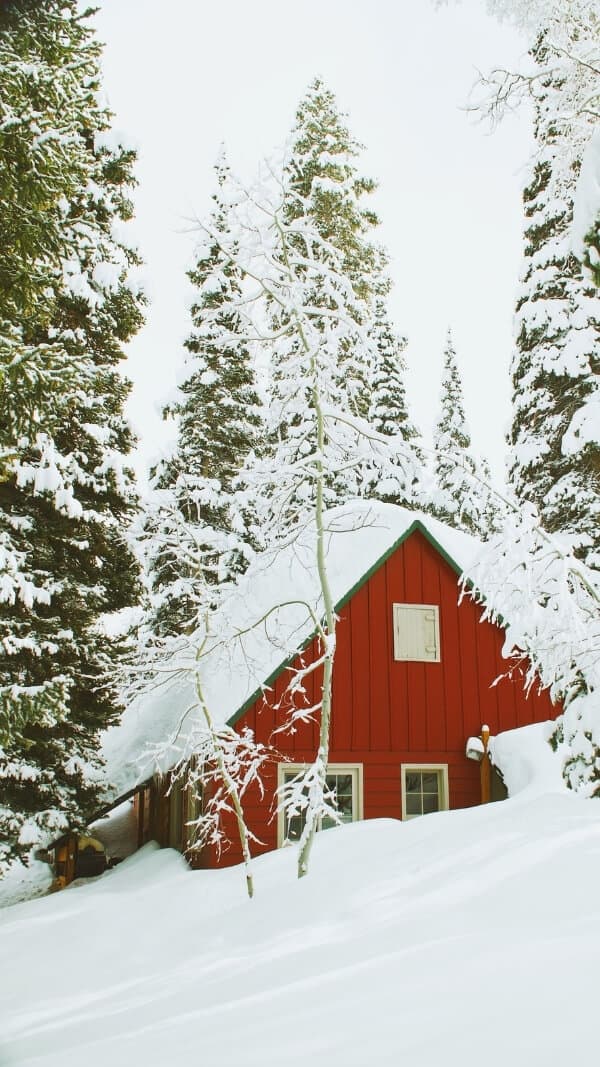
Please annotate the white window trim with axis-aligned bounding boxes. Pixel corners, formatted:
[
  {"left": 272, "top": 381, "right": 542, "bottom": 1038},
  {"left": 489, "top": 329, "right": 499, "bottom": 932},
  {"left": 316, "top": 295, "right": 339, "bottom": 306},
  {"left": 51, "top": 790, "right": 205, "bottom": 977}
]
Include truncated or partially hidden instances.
[
  {"left": 392, "top": 603, "right": 441, "bottom": 663},
  {"left": 276, "top": 763, "right": 364, "bottom": 847},
  {"left": 401, "top": 763, "right": 449, "bottom": 820}
]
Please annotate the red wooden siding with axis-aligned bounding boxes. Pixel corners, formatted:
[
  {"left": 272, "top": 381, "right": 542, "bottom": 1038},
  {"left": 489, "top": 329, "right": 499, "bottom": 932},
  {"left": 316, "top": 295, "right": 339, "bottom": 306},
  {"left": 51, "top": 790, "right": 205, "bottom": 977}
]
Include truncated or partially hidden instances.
[{"left": 200, "top": 528, "right": 558, "bottom": 869}]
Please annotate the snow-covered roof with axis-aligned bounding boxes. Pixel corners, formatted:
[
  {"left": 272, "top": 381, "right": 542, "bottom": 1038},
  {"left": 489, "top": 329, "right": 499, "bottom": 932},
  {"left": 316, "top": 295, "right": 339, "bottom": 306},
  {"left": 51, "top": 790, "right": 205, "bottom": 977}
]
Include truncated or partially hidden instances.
[{"left": 102, "top": 502, "right": 484, "bottom": 798}]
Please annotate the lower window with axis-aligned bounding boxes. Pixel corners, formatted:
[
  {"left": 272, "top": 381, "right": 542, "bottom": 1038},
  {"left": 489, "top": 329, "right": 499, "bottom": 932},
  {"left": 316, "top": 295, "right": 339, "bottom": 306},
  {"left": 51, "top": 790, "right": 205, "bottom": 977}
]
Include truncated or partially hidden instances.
[
  {"left": 278, "top": 764, "right": 363, "bottom": 845},
  {"left": 402, "top": 764, "right": 449, "bottom": 819}
]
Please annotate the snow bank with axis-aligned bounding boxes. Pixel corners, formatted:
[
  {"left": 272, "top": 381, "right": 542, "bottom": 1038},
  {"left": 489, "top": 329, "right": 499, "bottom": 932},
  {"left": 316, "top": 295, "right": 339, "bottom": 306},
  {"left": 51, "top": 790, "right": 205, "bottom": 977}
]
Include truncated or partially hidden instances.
[
  {"left": 103, "top": 502, "right": 482, "bottom": 797},
  {"left": 0, "top": 857, "right": 53, "bottom": 910},
  {"left": 2, "top": 791, "right": 600, "bottom": 1067},
  {"left": 90, "top": 799, "right": 138, "bottom": 862},
  {"left": 489, "top": 720, "right": 568, "bottom": 799}
]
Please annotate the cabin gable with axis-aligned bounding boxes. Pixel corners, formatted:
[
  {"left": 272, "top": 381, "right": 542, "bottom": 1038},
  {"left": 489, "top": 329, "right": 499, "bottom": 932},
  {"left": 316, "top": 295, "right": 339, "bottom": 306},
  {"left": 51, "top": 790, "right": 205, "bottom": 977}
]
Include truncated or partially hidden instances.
[{"left": 195, "top": 526, "right": 556, "bottom": 868}]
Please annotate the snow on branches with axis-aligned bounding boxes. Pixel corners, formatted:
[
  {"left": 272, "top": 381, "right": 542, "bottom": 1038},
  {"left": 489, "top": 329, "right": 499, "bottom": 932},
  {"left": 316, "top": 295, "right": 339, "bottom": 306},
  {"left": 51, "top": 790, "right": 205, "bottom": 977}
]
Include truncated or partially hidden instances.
[
  {"left": 161, "top": 723, "right": 270, "bottom": 900},
  {"left": 465, "top": 501, "right": 600, "bottom": 796},
  {"left": 468, "top": 2, "right": 600, "bottom": 132},
  {"left": 0, "top": 0, "right": 144, "bottom": 871},
  {"left": 143, "top": 151, "right": 263, "bottom": 646}
]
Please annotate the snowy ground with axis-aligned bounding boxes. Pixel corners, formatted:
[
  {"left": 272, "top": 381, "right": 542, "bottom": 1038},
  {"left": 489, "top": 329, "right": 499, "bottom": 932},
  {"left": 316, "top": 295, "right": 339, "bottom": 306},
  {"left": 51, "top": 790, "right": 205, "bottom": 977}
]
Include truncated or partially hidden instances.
[{"left": 2, "top": 726, "right": 600, "bottom": 1067}]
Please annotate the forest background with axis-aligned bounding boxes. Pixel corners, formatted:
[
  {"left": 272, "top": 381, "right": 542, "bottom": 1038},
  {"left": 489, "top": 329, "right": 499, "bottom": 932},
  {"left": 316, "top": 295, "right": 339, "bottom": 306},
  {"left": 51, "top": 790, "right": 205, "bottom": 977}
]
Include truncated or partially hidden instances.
[
  {"left": 1, "top": 0, "right": 597, "bottom": 882},
  {"left": 93, "top": 0, "right": 533, "bottom": 484}
]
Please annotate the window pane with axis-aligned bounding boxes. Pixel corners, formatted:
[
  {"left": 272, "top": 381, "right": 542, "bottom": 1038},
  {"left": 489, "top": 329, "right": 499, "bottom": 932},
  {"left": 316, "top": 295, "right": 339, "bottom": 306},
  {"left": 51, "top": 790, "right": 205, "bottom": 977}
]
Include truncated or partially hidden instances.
[
  {"left": 405, "top": 772, "right": 421, "bottom": 794},
  {"left": 337, "top": 794, "right": 353, "bottom": 819},
  {"left": 422, "top": 772, "right": 439, "bottom": 794},
  {"left": 423, "top": 793, "right": 440, "bottom": 814},
  {"left": 333, "top": 774, "right": 353, "bottom": 795},
  {"left": 282, "top": 767, "right": 358, "bottom": 841},
  {"left": 323, "top": 772, "right": 355, "bottom": 827},
  {"left": 285, "top": 813, "right": 305, "bottom": 841},
  {"left": 405, "top": 793, "right": 422, "bottom": 816}
]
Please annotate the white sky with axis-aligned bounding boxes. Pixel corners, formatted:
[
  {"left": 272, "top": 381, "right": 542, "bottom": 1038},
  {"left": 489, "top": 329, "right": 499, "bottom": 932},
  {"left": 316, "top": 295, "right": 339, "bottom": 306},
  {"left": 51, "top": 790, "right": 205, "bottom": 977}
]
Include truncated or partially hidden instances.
[{"left": 92, "top": 0, "right": 533, "bottom": 484}]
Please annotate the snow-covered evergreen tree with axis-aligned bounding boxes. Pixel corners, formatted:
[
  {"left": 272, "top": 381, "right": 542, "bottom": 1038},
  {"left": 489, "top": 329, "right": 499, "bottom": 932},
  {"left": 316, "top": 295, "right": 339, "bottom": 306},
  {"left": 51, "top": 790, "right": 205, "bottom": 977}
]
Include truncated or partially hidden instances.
[
  {"left": 272, "top": 77, "right": 386, "bottom": 426},
  {"left": 508, "top": 41, "right": 599, "bottom": 565},
  {"left": 261, "top": 78, "right": 394, "bottom": 521},
  {"left": 432, "top": 330, "right": 498, "bottom": 537},
  {"left": 144, "top": 155, "right": 262, "bottom": 642},
  {"left": 364, "top": 300, "right": 424, "bottom": 507},
  {"left": 467, "top": 500, "right": 600, "bottom": 796},
  {"left": 459, "top": 2, "right": 600, "bottom": 563},
  {"left": 0, "top": 0, "right": 91, "bottom": 443},
  {"left": 285, "top": 76, "right": 385, "bottom": 307},
  {"left": 436, "top": 0, "right": 600, "bottom": 794},
  {"left": 0, "top": 1, "right": 144, "bottom": 870}
]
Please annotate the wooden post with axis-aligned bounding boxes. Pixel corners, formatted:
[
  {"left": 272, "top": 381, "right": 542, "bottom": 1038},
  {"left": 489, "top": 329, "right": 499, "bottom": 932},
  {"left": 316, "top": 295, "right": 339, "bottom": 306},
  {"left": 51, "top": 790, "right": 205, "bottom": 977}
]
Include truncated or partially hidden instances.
[
  {"left": 158, "top": 777, "right": 170, "bottom": 847},
  {"left": 148, "top": 780, "right": 158, "bottom": 841},
  {"left": 481, "top": 724, "right": 491, "bottom": 804},
  {"left": 136, "top": 789, "right": 145, "bottom": 849}
]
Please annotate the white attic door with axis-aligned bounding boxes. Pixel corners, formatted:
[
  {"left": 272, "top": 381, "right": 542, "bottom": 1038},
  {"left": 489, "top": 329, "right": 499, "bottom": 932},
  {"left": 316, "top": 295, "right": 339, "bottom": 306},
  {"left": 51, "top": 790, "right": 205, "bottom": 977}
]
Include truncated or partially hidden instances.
[{"left": 393, "top": 604, "right": 440, "bottom": 663}]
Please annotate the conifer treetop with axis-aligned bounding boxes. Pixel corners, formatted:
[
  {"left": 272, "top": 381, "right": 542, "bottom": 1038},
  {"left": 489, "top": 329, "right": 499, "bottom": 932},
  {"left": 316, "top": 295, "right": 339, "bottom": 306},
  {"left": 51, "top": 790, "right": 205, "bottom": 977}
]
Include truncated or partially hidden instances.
[
  {"left": 364, "top": 299, "right": 424, "bottom": 509},
  {"left": 432, "top": 329, "right": 499, "bottom": 538},
  {"left": 369, "top": 299, "right": 412, "bottom": 436},
  {"left": 285, "top": 77, "right": 386, "bottom": 301},
  {"left": 177, "top": 154, "right": 262, "bottom": 492},
  {"left": 435, "top": 327, "right": 473, "bottom": 455}
]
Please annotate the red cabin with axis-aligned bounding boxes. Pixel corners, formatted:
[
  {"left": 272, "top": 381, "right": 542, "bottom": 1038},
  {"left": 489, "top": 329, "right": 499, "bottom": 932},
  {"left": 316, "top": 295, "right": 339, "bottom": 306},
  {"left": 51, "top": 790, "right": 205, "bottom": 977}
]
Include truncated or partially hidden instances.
[{"left": 98, "top": 506, "right": 559, "bottom": 874}]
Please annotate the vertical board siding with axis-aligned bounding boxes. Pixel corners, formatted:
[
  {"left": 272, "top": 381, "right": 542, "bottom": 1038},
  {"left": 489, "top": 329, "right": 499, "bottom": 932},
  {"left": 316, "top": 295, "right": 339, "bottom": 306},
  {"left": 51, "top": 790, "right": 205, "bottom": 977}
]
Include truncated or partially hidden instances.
[
  {"left": 475, "top": 617, "right": 500, "bottom": 734},
  {"left": 368, "top": 565, "right": 391, "bottom": 751},
  {"left": 423, "top": 544, "right": 446, "bottom": 752},
  {"left": 387, "top": 548, "right": 410, "bottom": 752},
  {"left": 350, "top": 585, "right": 371, "bottom": 751},
  {"left": 438, "top": 559, "right": 463, "bottom": 747},
  {"left": 332, "top": 611, "right": 353, "bottom": 751},
  {"left": 457, "top": 580, "right": 481, "bottom": 741},
  {"left": 207, "top": 528, "right": 559, "bottom": 869}
]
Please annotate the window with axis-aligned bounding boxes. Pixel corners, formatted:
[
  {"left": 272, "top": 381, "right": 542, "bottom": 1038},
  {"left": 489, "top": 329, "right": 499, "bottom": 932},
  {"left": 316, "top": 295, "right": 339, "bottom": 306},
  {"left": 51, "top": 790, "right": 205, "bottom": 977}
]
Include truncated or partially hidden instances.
[
  {"left": 393, "top": 604, "right": 440, "bottom": 662},
  {"left": 277, "top": 764, "right": 363, "bottom": 846},
  {"left": 401, "top": 764, "right": 448, "bottom": 819}
]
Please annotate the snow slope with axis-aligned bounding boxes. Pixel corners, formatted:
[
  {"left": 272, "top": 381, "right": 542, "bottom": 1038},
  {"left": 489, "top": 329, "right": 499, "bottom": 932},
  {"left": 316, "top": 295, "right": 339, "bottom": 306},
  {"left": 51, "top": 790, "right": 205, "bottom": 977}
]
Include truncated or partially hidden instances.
[
  {"left": 2, "top": 727, "right": 600, "bottom": 1067},
  {"left": 103, "top": 502, "right": 482, "bottom": 797}
]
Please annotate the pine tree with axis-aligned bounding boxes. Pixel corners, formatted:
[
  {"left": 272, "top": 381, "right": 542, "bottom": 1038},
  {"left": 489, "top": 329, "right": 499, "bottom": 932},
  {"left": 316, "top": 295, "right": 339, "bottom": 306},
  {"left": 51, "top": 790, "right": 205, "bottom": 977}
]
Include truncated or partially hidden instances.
[
  {"left": 144, "top": 155, "right": 262, "bottom": 642},
  {"left": 276, "top": 79, "right": 386, "bottom": 416},
  {"left": 508, "top": 37, "right": 600, "bottom": 567},
  {"left": 0, "top": 1, "right": 144, "bottom": 870},
  {"left": 507, "top": 32, "right": 600, "bottom": 792},
  {"left": 0, "top": 0, "right": 91, "bottom": 437},
  {"left": 262, "top": 77, "right": 391, "bottom": 522},
  {"left": 458, "top": 0, "right": 600, "bottom": 795},
  {"left": 365, "top": 300, "right": 424, "bottom": 508},
  {"left": 470, "top": 10, "right": 600, "bottom": 565},
  {"left": 433, "top": 330, "right": 497, "bottom": 537}
]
